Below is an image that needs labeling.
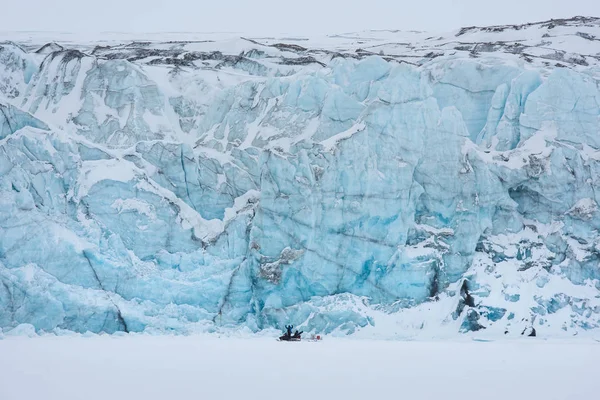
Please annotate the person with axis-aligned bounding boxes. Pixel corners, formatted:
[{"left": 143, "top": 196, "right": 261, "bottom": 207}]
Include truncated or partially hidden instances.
[{"left": 285, "top": 325, "right": 293, "bottom": 338}]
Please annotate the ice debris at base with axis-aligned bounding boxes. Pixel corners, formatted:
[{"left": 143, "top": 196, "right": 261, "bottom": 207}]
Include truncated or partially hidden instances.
[{"left": 1, "top": 17, "right": 600, "bottom": 337}]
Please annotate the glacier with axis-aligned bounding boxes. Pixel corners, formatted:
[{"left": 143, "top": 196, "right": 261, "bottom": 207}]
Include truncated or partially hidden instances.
[{"left": 1, "top": 17, "right": 600, "bottom": 337}]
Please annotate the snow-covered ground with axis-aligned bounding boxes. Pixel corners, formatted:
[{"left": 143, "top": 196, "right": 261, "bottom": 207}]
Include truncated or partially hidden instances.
[{"left": 0, "top": 336, "right": 598, "bottom": 400}]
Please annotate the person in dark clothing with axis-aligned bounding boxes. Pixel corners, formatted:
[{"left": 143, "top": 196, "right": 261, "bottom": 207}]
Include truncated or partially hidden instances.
[{"left": 285, "top": 325, "right": 293, "bottom": 338}]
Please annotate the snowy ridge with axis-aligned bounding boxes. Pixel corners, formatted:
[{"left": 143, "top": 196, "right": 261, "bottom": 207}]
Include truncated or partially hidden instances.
[
  {"left": 1, "top": 17, "right": 600, "bottom": 338},
  {"left": 3, "top": 16, "right": 600, "bottom": 73}
]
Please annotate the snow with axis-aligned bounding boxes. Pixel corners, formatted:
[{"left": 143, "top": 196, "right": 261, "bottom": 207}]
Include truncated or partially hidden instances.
[
  {"left": 0, "top": 336, "right": 598, "bottom": 400},
  {"left": 240, "top": 98, "right": 278, "bottom": 150},
  {"left": 74, "top": 159, "right": 138, "bottom": 200},
  {"left": 320, "top": 121, "right": 366, "bottom": 152},
  {"left": 133, "top": 178, "right": 224, "bottom": 241},
  {"left": 223, "top": 189, "right": 259, "bottom": 221},
  {"left": 111, "top": 198, "right": 156, "bottom": 220},
  {"left": 90, "top": 92, "right": 122, "bottom": 127}
]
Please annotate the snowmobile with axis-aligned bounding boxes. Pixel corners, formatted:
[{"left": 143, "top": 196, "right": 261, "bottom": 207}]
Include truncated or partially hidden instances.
[
  {"left": 277, "top": 325, "right": 323, "bottom": 342},
  {"left": 279, "top": 329, "right": 303, "bottom": 341},
  {"left": 278, "top": 325, "right": 303, "bottom": 341}
]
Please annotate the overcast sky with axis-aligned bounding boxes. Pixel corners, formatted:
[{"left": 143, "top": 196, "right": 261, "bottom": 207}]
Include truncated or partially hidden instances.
[{"left": 3, "top": 0, "right": 600, "bottom": 34}]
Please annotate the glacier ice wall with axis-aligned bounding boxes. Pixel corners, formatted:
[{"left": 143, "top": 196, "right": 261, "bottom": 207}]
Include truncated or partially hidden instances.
[{"left": 1, "top": 21, "right": 600, "bottom": 336}]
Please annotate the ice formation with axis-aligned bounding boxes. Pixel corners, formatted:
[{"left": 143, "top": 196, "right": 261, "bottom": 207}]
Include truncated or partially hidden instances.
[{"left": 1, "top": 17, "right": 600, "bottom": 337}]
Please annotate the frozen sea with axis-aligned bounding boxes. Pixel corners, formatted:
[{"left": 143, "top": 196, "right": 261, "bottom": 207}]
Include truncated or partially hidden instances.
[{"left": 1, "top": 336, "right": 598, "bottom": 400}]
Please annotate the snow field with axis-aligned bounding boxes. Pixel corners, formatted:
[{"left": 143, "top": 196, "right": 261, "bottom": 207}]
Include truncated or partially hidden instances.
[{"left": 0, "top": 336, "right": 598, "bottom": 400}]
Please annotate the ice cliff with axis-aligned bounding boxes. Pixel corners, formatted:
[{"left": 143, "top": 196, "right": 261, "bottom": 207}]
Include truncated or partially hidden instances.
[{"left": 1, "top": 17, "right": 600, "bottom": 337}]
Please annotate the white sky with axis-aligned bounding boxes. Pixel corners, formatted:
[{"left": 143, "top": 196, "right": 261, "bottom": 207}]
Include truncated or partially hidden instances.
[{"left": 3, "top": 0, "right": 600, "bottom": 34}]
